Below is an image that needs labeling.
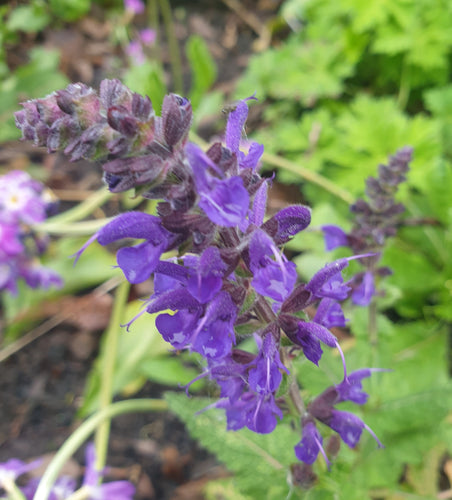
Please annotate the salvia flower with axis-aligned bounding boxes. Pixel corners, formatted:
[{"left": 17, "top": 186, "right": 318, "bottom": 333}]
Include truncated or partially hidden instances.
[
  {"left": 16, "top": 81, "right": 388, "bottom": 469},
  {"left": 321, "top": 147, "right": 413, "bottom": 305},
  {"left": 0, "top": 170, "right": 62, "bottom": 294}
]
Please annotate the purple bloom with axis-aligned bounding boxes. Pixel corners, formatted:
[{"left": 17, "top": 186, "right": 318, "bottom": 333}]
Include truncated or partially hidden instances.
[
  {"left": 0, "top": 222, "right": 24, "bottom": 255},
  {"left": 248, "top": 332, "right": 288, "bottom": 395},
  {"left": 305, "top": 255, "right": 375, "bottom": 301},
  {"left": 263, "top": 205, "right": 312, "bottom": 245},
  {"left": 351, "top": 271, "right": 376, "bottom": 306},
  {"left": 83, "top": 443, "right": 135, "bottom": 499},
  {"left": 249, "top": 229, "right": 297, "bottom": 303},
  {"left": 124, "top": 0, "right": 145, "bottom": 14},
  {"left": 205, "top": 354, "right": 250, "bottom": 401},
  {"left": 74, "top": 212, "right": 175, "bottom": 283},
  {"left": 0, "top": 171, "right": 62, "bottom": 294},
  {"left": 327, "top": 410, "right": 383, "bottom": 449},
  {"left": 153, "top": 289, "right": 236, "bottom": 359},
  {"left": 0, "top": 458, "right": 41, "bottom": 486},
  {"left": 224, "top": 95, "right": 263, "bottom": 170},
  {"left": 126, "top": 40, "right": 145, "bottom": 65},
  {"left": 191, "top": 291, "right": 237, "bottom": 359},
  {"left": 219, "top": 391, "right": 283, "bottom": 434},
  {"left": 313, "top": 298, "right": 347, "bottom": 329},
  {"left": 0, "top": 170, "right": 50, "bottom": 225},
  {"left": 186, "top": 143, "right": 250, "bottom": 227},
  {"left": 186, "top": 246, "right": 227, "bottom": 304},
  {"left": 335, "top": 368, "right": 389, "bottom": 405},
  {"left": 321, "top": 225, "right": 349, "bottom": 251},
  {"left": 22, "top": 476, "right": 76, "bottom": 500},
  {"left": 22, "top": 264, "right": 64, "bottom": 290},
  {"left": 139, "top": 28, "right": 156, "bottom": 46},
  {"left": 294, "top": 420, "right": 330, "bottom": 466},
  {"left": 285, "top": 320, "right": 338, "bottom": 366}
]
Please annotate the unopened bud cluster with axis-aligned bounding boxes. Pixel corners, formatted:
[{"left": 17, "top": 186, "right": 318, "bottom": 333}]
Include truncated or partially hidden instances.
[{"left": 322, "top": 147, "right": 412, "bottom": 306}]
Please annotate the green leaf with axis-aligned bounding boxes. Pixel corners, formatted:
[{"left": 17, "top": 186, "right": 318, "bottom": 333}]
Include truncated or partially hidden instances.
[
  {"left": 6, "top": 4, "right": 50, "bottom": 32},
  {"left": 236, "top": 33, "right": 354, "bottom": 106},
  {"left": 139, "top": 356, "right": 201, "bottom": 387},
  {"left": 123, "top": 62, "right": 166, "bottom": 114},
  {"left": 48, "top": 0, "right": 91, "bottom": 21},
  {"left": 165, "top": 393, "right": 298, "bottom": 499},
  {"left": 186, "top": 35, "right": 217, "bottom": 110}
]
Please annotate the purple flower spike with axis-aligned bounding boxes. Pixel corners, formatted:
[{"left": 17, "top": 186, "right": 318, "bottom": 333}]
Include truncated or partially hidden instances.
[
  {"left": 295, "top": 420, "right": 330, "bottom": 467},
  {"left": 322, "top": 225, "right": 349, "bottom": 251},
  {"left": 327, "top": 410, "right": 384, "bottom": 449}
]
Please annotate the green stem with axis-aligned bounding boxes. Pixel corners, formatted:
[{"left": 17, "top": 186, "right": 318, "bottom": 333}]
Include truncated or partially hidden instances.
[
  {"left": 397, "top": 57, "right": 411, "bottom": 110},
  {"left": 33, "top": 399, "right": 168, "bottom": 500},
  {"left": 35, "top": 218, "right": 113, "bottom": 236},
  {"left": 262, "top": 150, "right": 354, "bottom": 204},
  {"left": 159, "top": 0, "right": 183, "bottom": 94},
  {"left": 2, "top": 477, "right": 26, "bottom": 500},
  {"left": 94, "top": 280, "right": 131, "bottom": 472},
  {"left": 38, "top": 188, "right": 113, "bottom": 227}
]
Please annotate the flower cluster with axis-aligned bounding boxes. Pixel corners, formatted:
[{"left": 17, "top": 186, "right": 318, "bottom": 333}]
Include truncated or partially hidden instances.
[
  {"left": 16, "top": 80, "right": 386, "bottom": 467},
  {"left": 0, "top": 443, "right": 135, "bottom": 499},
  {"left": 322, "top": 147, "right": 412, "bottom": 306},
  {"left": 0, "top": 170, "right": 62, "bottom": 294}
]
